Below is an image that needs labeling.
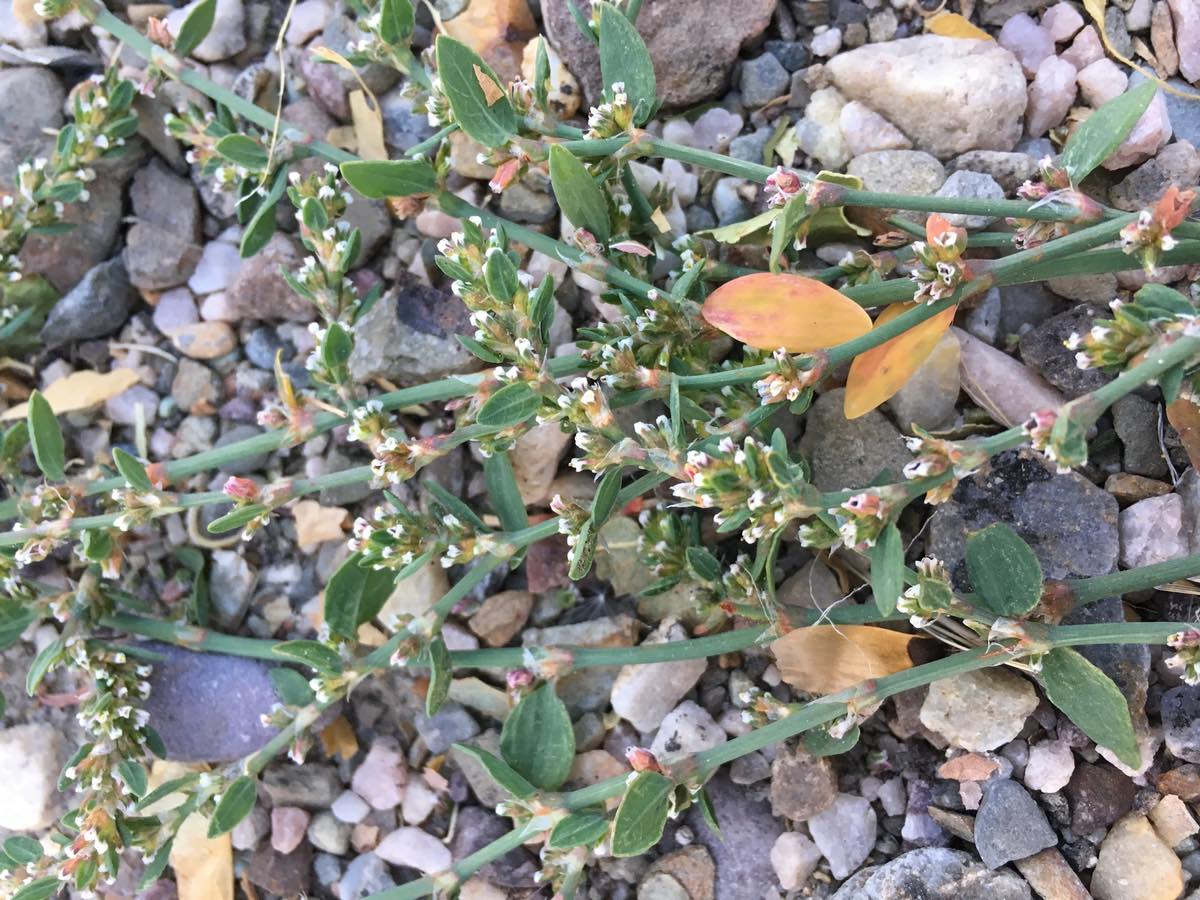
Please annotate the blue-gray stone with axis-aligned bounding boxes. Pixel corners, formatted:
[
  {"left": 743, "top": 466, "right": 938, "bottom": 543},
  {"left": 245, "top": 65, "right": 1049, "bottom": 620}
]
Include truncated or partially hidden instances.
[
  {"left": 40, "top": 256, "right": 136, "bottom": 348},
  {"left": 765, "top": 39, "right": 810, "bottom": 71},
  {"left": 729, "top": 127, "right": 773, "bottom": 163},
  {"left": 141, "top": 643, "right": 282, "bottom": 763},
  {"left": 974, "top": 779, "right": 1056, "bottom": 869},
  {"left": 687, "top": 772, "right": 782, "bottom": 898},
  {"left": 832, "top": 848, "right": 1031, "bottom": 899},
  {"left": 740, "top": 53, "right": 790, "bottom": 107},
  {"left": 414, "top": 702, "right": 480, "bottom": 754}
]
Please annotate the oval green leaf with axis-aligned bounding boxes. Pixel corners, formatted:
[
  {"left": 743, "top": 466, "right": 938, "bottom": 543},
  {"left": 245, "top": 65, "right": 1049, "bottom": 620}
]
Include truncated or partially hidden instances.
[
  {"left": 1041, "top": 646, "right": 1140, "bottom": 769},
  {"left": 869, "top": 522, "right": 904, "bottom": 616},
  {"left": 378, "top": 0, "right": 414, "bottom": 45},
  {"left": 597, "top": 1, "right": 656, "bottom": 123},
  {"left": 324, "top": 552, "right": 396, "bottom": 640},
  {"left": 27, "top": 390, "right": 65, "bottom": 482},
  {"left": 477, "top": 382, "right": 540, "bottom": 428},
  {"left": 452, "top": 744, "right": 536, "bottom": 798},
  {"left": 272, "top": 639, "right": 344, "bottom": 674},
  {"left": 500, "top": 682, "right": 575, "bottom": 791},
  {"left": 484, "top": 451, "right": 529, "bottom": 533},
  {"left": 965, "top": 523, "right": 1043, "bottom": 618},
  {"left": 611, "top": 771, "right": 673, "bottom": 857},
  {"left": 435, "top": 35, "right": 517, "bottom": 148},
  {"left": 340, "top": 159, "right": 437, "bottom": 199},
  {"left": 207, "top": 775, "right": 258, "bottom": 837},
  {"left": 214, "top": 134, "right": 268, "bottom": 170},
  {"left": 549, "top": 144, "right": 610, "bottom": 242},
  {"left": 548, "top": 811, "right": 610, "bottom": 850},
  {"left": 425, "top": 635, "right": 452, "bottom": 716},
  {"left": 113, "top": 447, "right": 152, "bottom": 492},
  {"left": 173, "top": 0, "right": 217, "bottom": 58},
  {"left": 1059, "top": 80, "right": 1157, "bottom": 183}
]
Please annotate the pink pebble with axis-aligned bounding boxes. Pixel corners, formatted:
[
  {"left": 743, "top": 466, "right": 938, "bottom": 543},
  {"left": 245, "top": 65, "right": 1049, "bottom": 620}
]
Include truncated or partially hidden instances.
[
  {"left": 1041, "top": 2, "right": 1085, "bottom": 42},
  {"left": 270, "top": 806, "right": 310, "bottom": 854},
  {"left": 1026, "top": 56, "right": 1078, "bottom": 138},
  {"left": 1061, "top": 24, "right": 1104, "bottom": 69},
  {"left": 999, "top": 13, "right": 1056, "bottom": 78},
  {"left": 1077, "top": 58, "right": 1129, "bottom": 107}
]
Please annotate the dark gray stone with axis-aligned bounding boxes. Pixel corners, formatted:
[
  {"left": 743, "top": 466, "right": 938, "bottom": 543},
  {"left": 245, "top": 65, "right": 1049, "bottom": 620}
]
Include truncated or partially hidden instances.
[
  {"left": 729, "top": 127, "right": 774, "bottom": 163},
  {"left": 449, "top": 807, "right": 538, "bottom": 886},
  {"left": 246, "top": 842, "right": 312, "bottom": 896},
  {"left": 831, "top": 848, "right": 1032, "bottom": 899},
  {"left": 40, "top": 257, "right": 137, "bottom": 348},
  {"left": 1113, "top": 394, "right": 1169, "bottom": 478},
  {"left": 348, "top": 272, "right": 479, "bottom": 384},
  {"left": 141, "top": 643, "right": 281, "bottom": 762},
  {"left": 500, "top": 181, "right": 558, "bottom": 224},
  {"left": 1065, "top": 761, "right": 1136, "bottom": 833},
  {"left": 928, "top": 449, "right": 1119, "bottom": 589},
  {"left": 261, "top": 763, "right": 342, "bottom": 808},
  {"left": 741, "top": 53, "right": 791, "bottom": 106},
  {"left": 414, "top": 702, "right": 480, "bottom": 754},
  {"left": 974, "top": 779, "right": 1056, "bottom": 869},
  {"left": 765, "top": 39, "right": 810, "bottom": 71},
  {"left": 1162, "top": 684, "right": 1200, "bottom": 763},
  {"left": 380, "top": 89, "right": 437, "bottom": 153},
  {"left": 687, "top": 773, "right": 782, "bottom": 898},
  {"left": 124, "top": 160, "right": 202, "bottom": 291},
  {"left": 1019, "top": 304, "right": 1113, "bottom": 398},
  {"left": 245, "top": 326, "right": 288, "bottom": 369},
  {"left": 799, "top": 388, "right": 912, "bottom": 491},
  {"left": 0, "top": 67, "right": 64, "bottom": 161}
]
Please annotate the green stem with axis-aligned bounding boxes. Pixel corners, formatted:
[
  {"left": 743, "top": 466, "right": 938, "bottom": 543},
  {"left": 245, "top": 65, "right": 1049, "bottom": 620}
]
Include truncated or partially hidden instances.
[{"left": 1067, "top": 553, "right": 1200, "bottom": 604}]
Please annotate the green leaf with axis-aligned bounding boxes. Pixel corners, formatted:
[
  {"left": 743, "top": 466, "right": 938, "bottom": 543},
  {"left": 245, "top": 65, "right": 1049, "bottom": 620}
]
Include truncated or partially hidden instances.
[
  {"left": 500, "top": 683, "right": 575, "bottom": 790},
  {"left": 272, "top": 639, "right": 343, "bottom": 674},
  {"left": 549, "top": 145, "right": 611, "bottom": 242},
  {"left": 321, "top": 321, "right": 354, "bottom": 369},
  {"left": 485, "top": 451, "right": 529, "bottom": 533},
  {"left": 477, "top": 382, "right": 541, "bottom": 428},
  {"left": 484, "top": 249, "right": 521, "bottom": 302},
  {"left": 378, "top": 0, "right": 414, "bottom": 45},
  {"left": 425, "top": 481, "right": 488, "bottom": 531},
  {"left": 451, "top": 744, "right": 536, "bottom": 798},
  {"left": 1162, "top": 363, "right": 1186, "bottom": 406},
  {"left": 239, "top": 166, "right": 289, "bottom": 258},
  {"left": 173, "top": 0, "right": 218, "bottom": 58},
  {"left": 26, "top": 636, "right": 63, "bottom": 695},
  {"left": 207, "top": 775, "right": 258, "bottom": 838},
  {"left": 804, "top": 724, "right": 861, "bottom": 757},
  {"left": 533, "top": 36, "right": 551, "bottom": 110},
  {"left": 214, "top": 134, "right": 268, "bottom": 170},
  {"left": 207, "top": 503, "right": 270, "bottom": 534},
  {"left": 1059, "top": 80, "right": 1157, "bottom": 184},
  {"left": 12, "top": 877, "right": 59, "bottom": 900},
  {"left": 869, "top": 522, "right": 904, "bottom": 616},
  {"left": 610, "top": 771, "right": 673, "bottom": 857},
  {"left": 324, "top": 553, "right": 396, "bottom": 639},
  {"left": 965, "top": 523, "right": 1043, "bottom": 618},
  {"left": 27, "top": 390, "right": 65, "bottom": 481},
  {"left": 117, "top": 759, "right": 149, "bottom": 798},
  {"left": 425, "top": 636, "right": 452, "bottom": 716},
  {"left": 697, "top": 786, "right": 721, "bottom": 837},
  {"left": 4, "top": 836, "right": 43, "bottom": 865},
  {"left": 457, "top": 334, "right": 504, "bottom": 364},
  {"left": 703, "top": 207, "right": 781, "bottom": 244},
  {"left": 136, "top": 774, "right": 200, "bottom": 811},
  {"left": 435, "top": 35, "right": 518, "bottom": 147},
  {"left": 340, "top": 159, "right": 437, "bottom": 198},
  {"left": 597, "top": 1, "right": 656, "bottom": 124},
  {"left": 548, "top": 812, "right": 610, "bottom": 849},
  {"left": 685, "top": 546, "right": 722, "bottom": 584},
  {"left": 591, "top": 468, "right": 622, "bottom": 527},
  {"left": 80, "top": 528, "right": 113, "bottom": 563},
  {"left": 270, "top": 667, "right": 316, "bottom": 707},
  {"left": 137, "top": 838, "right": 174, "bottom": 891},
  {"left": 1041, "top": 646, "right": 1140, "bottom": 768},
  {"left": 113, "top": 447, "right": 152, "bottom": 492},
  {"left": 568, "top": 517, "right": 596, "bottom": 581},
  {"left": 2, "top": 421, "right": 28, "bottom": 463}
]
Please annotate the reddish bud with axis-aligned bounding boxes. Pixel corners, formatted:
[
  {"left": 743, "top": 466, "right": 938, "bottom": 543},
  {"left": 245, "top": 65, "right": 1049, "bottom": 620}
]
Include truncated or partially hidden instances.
[{"left": 222, "top": 476, "right": 260, "bottom": 502}]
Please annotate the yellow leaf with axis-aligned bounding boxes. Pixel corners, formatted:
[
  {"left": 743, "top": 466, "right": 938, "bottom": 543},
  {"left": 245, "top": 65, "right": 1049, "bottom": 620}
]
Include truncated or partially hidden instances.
[
  {"left": 927, "top": 11, "right": 993, "bottom": 40},
  {"left": 320, "top": 715, "right": 360, "bottom": 760},
  {"left": 774, "top": 125, "right": 800, "bottom": 166},
  {"left": 702, "top": 207, "right": 781, "bottom": 244},
  {"left": 349, "top": 90, "right": 387, "bottom": 161},
  {"left": 843, "top": 301, "right": 958, "bottom": 419},
  {"left": 701, "top": 272, "right": 873, "bottom": 353},
  {"left": 473, "top": 63, "right": 505, "bottom": 106},
  {"left": 311, "top": 45, "right": 381, "bottom": 108},
  {"left": 292, "top": 499, "right": 348, "bottom": 552},
  {"left": 771, "top": 625, "right": 919, "bottom": 694},
  {"left": 171, "top": 811, "right": 233, "bottom": 900},
  {"left": 2, "top": 368, "right": 140, "bottom": 421},
  {"left": 650, "top": 207, "right": 671, "bottom": 233}
]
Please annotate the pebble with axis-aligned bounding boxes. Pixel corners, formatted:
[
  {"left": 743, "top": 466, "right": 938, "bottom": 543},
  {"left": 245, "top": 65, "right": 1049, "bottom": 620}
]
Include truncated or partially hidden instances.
[
  {"left": 226, "top": 234, "right": 312, "bottom": 321},
  {"left": 765, "top": 39, "right": 810, "bottom": 72},
  {"left": 974, "top": 778, "right": 1057, "bottom": 869},
  {"left": 999, "top": 13, "right": 1056, "bottom": 76},
  {"left": 1104, "top": 88, "right": 1172, "bottom": 170},
  {"left": 1026, "top": 56, "right": 1078, "bottom": 138},
  {"left": 352, "top": 738, "right": 408, "bottom": 810},
  {"left": 332, "top": 790, "right": 371, "bottom": 824},
  {"left": 106, "top": 384, "right": 160, "bottom": 426},
  {"left": 41, "top": 257, "right": 136, "bottom": 348},
  {"left": 691, "top": 108, "right": 746, "bottom": 154},
  {"left": 415, "top": 703, "right": 480, "bottom": 755},
  {"left": 1158, "top": 764, "right": 1200, "bottom": 801},
  {"left": 1170, "top": 0, "right": 1200, "bottom": 82},
  {"left": 798, "top": 388, "right": 912, "bottom": 491},
  {"left": 375, "top": 827, "right": 452, "bottom": 874},
  {"left": 688, "top": 773, "right": 782, "bottom": 896},
  {"left": 271, "top": 806, "right": 311, "bottom": 854},
  {"left": 1111, "top": 140, "right": 1200, "bottom": 211},
  {"left": 284, "top": 0, "right": 331, "bottom": 45},
  {"left": 1077, "top": 58, "right": 1129, "bottom": 107},
  {"left": 510, "top": 423, "right": 573, "bottom": 506},
  {"left": 839, "top": 101, "right": 912, "bottom": 156},
  {"left": 650, "top": 700, "right": 727, "bottom": 758},
  {"left": 153, "top": 287, "right": 200, "bottom": 334},
  {"left": 247, "top": 842, "right": 312, "bottom": 896},
  {"left": 1066, "top": 761, "right": 1137, "bottom": 833},
  {"left": 1151, "top": 794, "right": 1199, "bottom": 847},
  {"left": 769, "top": 748, "right": 838, "bottom": 821},
  {"left": 798, "top": 87, "right": 852, "bottom": 169},
  {"left": 888, "top": 330, "right": 961, "bottom": 430},
  {"left": 1091, "top": 814, "right": 1184, "bottom": 900},
  {"left": 188, "top": 239, "right": 243, "bottom": 295},
  {"left": 1042, "top": 2, "right": 1085, "bottom": 41},
  {"left": 1024, "top": 740, "right": 1075, "bottom": 793},
  {"left": 1120, "top": 493, "right": 1188, "bottom": 568},
  {"left": 0, "top": 724, "right": 63, "bottom": 830},
  {"left": 1063, "top": 24, "right": 1105, "bottom": 68},
  {"left": 811, "top": 26, "right": 842, "bottom": 56},
  {"left": 846, "top": 149, "right": 947, "bottom": 198},
  {"left": 770, "top": 832, "right": 822, "bottom": 891},
  {"left": 832, "top": 35, "right": 1024, "bottom": 156},
  {"left": 918, "top": 668, "right": 1038, "bottom": 752},
  {"left": 468, "top": 590, "right": 534, "bottom": 647},
  {"left": 1013, "top": 848, "right": 1090, "bottom": 900},
  {"left": 340, "top": 853, "right": 395, "bottom": 900},
  {"left": 308, "top": 811, "right": 351, "bottom": 855},
  {"left": 806, "top": 793, "right": 877, "bottom": 880},
  {"left": 125, "top": 160, "right": 201, "bottom": 291},
  {"left": 611, "top": 620, "right": 707, "bottom": 732},
  {"left": 728, "top": 126, "right": 773, "bottom": 163},
  {"left": 209, "top": 549, "right": 257, "bottom": 628},
  {"left": 233, "top": 806, "right": 270, "bottom": 851},
  {"left": 1113, "top": 394, "right": 1170, "bottom": 477},
  {"left": 1019, "top": 305, "right": 1111, "bottom": 398},
  {"left": 741, "top": 53, "right": 790, "bottom": 106},
  {"left": 1153, "top": 1, "right": 1181, "bottom": 76},
  {"left": 169, "top": 321, "right": 237, "bottom": 360},
  {"left": 933, "top": 170, "right": 1005, "bottom": 230},
  {"left": 640, "top": 846, "right": 715, "bottom": 900},
  {"left": 1106, "top": 472, "right": 1172, "bottom": 504},
  {"left": 1162, "top": 683, "right": 1200, "bottom": 763},
  {"left": 833, "top": 847, "right": 1031, "bottom": 899}
]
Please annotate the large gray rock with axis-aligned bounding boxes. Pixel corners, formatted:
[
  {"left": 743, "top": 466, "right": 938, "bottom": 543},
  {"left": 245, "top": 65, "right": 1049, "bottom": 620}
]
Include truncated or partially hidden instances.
[
  {"left": 141, "top": 643, "right": 282, "bottom": 762},
  {"left": 348, "top": 272, "right": 480, "bottom": 384},
  {"left": 40, "top": 256, "right": 137, "bottom": 348},
  {"left": 0, "top": 66, "right": 64, "bottom": 161},
  {"left": 124, "top": 160, "right": 202, "bottom": 290},
  {"left": 827, "top": 36, "right": 1028, "bottom": 159},
  {"left": 799, "top": 388, "right": 912, "bottom": 491},
  {"left": 543, "top": 0, "right": 776, "bottom": 108},
  {"left": 928, "top": 449, "right": 1119, "bottom": 588},
  {"left": 831, "top": 848, "right": 1031, "bottom": 899},
  {"left": 1018, "top": 304, "right": 1112, "bottom": 398},
  {"left": 974, "top": 779, "right": 1057, "bottom": 869}
]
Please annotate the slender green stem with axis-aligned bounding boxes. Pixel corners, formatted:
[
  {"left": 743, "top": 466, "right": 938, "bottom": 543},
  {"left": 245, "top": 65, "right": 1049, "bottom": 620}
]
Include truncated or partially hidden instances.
[
  {"left": 405, "top": 124, "right": 457, "bottom": 159},
  {"left": 1068, "top": 553, "right": 1200, "bottom": 604}
]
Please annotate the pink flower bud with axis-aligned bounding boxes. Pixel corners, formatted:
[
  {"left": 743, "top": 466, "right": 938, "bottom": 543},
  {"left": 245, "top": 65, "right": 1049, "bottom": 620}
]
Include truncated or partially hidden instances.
[
  {"left": 625, "top": 746, "right": 662, "bottom": 773},
  {"left": 222, "top": 476, "right": 260, "bottom": 502}
]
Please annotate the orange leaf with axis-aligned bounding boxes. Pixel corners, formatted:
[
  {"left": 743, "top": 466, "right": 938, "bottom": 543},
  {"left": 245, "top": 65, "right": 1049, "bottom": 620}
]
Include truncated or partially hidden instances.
[
  {"left": 473, "top": 64, "right": 505, "bottom": 106},
  {"left": 843, "top": 301, "right": 958, "bottom": 419},
  {"left": 927, "top": 11, "right": 993, "bottom": 40},
  {"left": 701, "top": 273, "right": 873, "bottom": 353},
  {"left": 771, "top": 625, "right": 919, "bottom": 694},
  {"left": 320, "top": 715, "right": 360, "bottom": 760}
]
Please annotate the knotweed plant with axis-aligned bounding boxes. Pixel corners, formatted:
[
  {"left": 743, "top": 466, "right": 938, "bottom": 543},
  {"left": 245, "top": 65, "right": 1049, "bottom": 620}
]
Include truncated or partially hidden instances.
[{"left": 4, "top": 0, "right": 1200, "bottom": 897}]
